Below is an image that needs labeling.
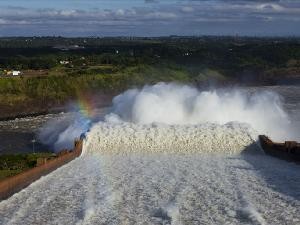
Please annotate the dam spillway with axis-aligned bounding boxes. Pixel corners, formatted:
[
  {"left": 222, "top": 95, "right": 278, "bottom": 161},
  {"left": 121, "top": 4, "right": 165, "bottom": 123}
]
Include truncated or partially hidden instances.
[
  {"left": 0, "top": 123, "right": 300, "bottom": 225},
  {"left": 82, "top": 122, "right": 258, "bottom": 155},
  {"left": 1, "top": 84, "right": 300, "bottom": 225}
]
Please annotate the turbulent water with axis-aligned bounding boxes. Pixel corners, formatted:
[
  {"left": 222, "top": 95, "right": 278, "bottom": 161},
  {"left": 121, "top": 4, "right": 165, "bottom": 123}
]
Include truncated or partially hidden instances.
[
  {"left": 1, "top": 84, "right": 300, "bottom": 225},
  {"left": 1, "top": 153, "right": 299, "bottom": 225},
  {"left": 83, "top": 122, "right": 257, "bottom": 155}
]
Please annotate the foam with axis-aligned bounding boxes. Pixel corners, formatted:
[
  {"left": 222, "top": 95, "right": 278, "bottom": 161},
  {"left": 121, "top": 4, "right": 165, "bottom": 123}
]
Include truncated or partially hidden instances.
[
  {"left": 38, "top": 83, "right": 294, "bottom": 151},
  {"left": 83, "top": 122, "right": 259, "bottom": 155}
]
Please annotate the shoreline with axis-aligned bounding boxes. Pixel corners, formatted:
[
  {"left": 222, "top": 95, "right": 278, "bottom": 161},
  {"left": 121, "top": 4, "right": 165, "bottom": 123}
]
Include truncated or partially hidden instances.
[
  {"left": 0, "top": 91, "right": 115, "bottom": 121},
  {"left": 0, "top": 109, "right": 66, "bottom": 122},
  {"left": 0, "top": 102, "right": 112, "bottom": 122}
]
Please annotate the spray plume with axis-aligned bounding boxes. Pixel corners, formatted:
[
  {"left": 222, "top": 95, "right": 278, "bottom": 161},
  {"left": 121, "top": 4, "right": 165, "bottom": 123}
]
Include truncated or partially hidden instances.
[
  {"left": 39, "top": 83, "right": 295, "bottom": 152},
  {"left": 105, "top": 83, "right": 291, "bottom": 141}
]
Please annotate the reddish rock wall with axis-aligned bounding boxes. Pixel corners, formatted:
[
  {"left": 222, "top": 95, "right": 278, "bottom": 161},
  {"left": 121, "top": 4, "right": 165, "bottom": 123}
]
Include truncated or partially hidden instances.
[{"left": 0, "top": 139, "right": 82, "bottom": 201}]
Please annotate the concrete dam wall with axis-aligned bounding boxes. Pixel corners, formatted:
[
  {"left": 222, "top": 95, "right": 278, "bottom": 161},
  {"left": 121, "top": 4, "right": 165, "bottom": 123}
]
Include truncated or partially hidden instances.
[{"left": 0, "top": 139, "right": 83, "bottom": 201}]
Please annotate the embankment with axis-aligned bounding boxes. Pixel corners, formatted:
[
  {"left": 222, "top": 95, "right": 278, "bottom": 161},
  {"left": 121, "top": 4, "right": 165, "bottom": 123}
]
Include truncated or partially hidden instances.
[
  {"left": 0, "top": 139, "right": 82, "bottom": 201},
  {"left": 259, "top": 135, "right": 300, "bottom": 162},
  {"left": 0, "top": 89, "right": 114, "bottom": 121}
]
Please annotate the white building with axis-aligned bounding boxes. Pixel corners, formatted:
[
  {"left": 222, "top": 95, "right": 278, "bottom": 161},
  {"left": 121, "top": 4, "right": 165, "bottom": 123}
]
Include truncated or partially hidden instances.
[
  {"left": 12, "top": 71, "right": 21, "bottom": 76},
  {"left": 60, "top": 60, "right": 70, "bottom": 65}
]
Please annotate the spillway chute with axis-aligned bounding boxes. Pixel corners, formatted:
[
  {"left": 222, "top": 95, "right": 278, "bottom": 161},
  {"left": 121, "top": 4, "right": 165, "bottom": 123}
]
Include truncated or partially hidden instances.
[{"left": 82, "top": 122, "right": 259, "bottom": 155}]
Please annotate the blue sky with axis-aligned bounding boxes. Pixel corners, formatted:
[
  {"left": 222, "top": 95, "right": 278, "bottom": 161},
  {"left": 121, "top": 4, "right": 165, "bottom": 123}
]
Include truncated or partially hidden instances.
[
  {"left": 0, "top": 0, "right": 300, "bottom": 36},
  {"left": 0, "top": 0, "right": 147, "bottom": 10}
]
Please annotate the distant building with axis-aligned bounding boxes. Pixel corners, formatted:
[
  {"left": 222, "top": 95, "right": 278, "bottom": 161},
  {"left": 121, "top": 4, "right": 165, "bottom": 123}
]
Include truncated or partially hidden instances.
[
  {"left": 5, "top": 70, "right": 21, "bottom": 76},
  {"left": 60, "top": 60, "right": 70, "bottom": 65},
  {"left": 12, "top": 71, "right": 21, "bottom": 76}
]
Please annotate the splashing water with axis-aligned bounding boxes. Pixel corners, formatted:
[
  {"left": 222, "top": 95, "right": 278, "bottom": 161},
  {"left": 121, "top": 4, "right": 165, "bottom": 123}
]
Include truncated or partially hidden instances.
[
  {"left": 38, "top": 112, "right": 91, "bottom": 151},
  {"left": 38, "top": 91, "right": 104, "bottom": 151},
  {"left": 81, "top": 82, "right": 294, "bottom": 155},
  {"left": 105, "top": 83, "right": 291, "bottom": 141},
  {"left": 4, "top": 84, "right": 300, "bottom": 225},
  {"left": 39, "top": 83, "right": 293, "bottom": 152},
  {"left": 83, "top": 122, "right": 258, "bottom": 155}
]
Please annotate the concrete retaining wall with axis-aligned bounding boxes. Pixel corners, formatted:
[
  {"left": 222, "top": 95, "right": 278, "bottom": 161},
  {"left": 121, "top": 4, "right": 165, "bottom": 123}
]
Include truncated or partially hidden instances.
[
  {"left": 0, "top": 139, "right": 82, "bottom": 201},
  {"left": 259, "top": 135, "right": 300, "bottom": 162}
]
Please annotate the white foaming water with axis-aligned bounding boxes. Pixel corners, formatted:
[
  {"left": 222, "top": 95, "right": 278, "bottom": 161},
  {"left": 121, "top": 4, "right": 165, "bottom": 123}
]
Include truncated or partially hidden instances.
[
  {"left": 2, "top": 154, "right": 300, "bottom": 225},
  {"left": 104, "top": 83, "right": 291, "bottom": 141},
  {"left": 83, "top": 122, "right": 258, "bottom": 155},
  {"left": 38, "top": 83, "right": 294, "bottom": 152},
  {"left": 59, "top": 82, "right": 297, "bottom": 157},
  {"left": 38, "top": 112, "right": 91, "bottom": 151},
  {"left": 2, "top": 84, "right": 300, "bottom": 225},
  {"left": 83, "top": 83, "right": 292, "bottom": 155}
]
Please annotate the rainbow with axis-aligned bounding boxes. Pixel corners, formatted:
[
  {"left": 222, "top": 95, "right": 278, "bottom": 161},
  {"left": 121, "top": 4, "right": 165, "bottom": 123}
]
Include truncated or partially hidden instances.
[{"left": 76, "top": 90, "right": 96, "bottom": 119}]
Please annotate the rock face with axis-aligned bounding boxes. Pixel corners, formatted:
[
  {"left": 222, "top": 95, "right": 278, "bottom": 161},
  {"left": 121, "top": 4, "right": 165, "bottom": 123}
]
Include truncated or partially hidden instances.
[{"left": 0, "top": 139, "right": 82, "bottom": 201}]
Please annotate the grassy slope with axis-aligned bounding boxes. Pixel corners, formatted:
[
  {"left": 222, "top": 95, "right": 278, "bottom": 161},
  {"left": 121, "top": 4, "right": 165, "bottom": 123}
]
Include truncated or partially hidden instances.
[
  {"left": 0, "top": 153, "right": 55, "bottom": 180},
  {"left": 1, "top": 63, "right": 225, "bottom": 117}
]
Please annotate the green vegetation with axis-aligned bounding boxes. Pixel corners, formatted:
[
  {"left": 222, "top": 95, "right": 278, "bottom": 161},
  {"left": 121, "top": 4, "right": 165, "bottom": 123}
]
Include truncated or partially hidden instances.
[
  {"left": 0, "top": 153, "right": 55, "bottom": 180},
  {"left": 0, "top": 36, "right": 299, "bottom": 118},
  {"left": 0, "top": 63, "right": 192, "bottom": 103}
]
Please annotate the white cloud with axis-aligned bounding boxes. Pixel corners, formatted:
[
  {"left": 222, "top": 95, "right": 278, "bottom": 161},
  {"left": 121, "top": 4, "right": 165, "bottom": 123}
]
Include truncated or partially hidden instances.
[
  {"left": 0, "top": 19, "right": 7, "bottom": 25},
  {"left": 182, "top": 6, "right": 194, "bottom": 13},
  {"left": 116, "top": 9, "right": 125, "bottom": 16},
  {"left": 60, "top": 9, "right": 78, "bottom": 17},
  {"left": 144, "top": 12, "right": 177, "bottom": 20},
  {"left": 0, "top": 1, "right": 299, "bottom": 36}
]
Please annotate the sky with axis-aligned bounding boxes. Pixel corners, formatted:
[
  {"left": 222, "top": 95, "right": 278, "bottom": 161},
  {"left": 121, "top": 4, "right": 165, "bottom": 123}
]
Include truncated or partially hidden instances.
[{"left": 0, "top": 0, "right": 299, "bottom": 37}]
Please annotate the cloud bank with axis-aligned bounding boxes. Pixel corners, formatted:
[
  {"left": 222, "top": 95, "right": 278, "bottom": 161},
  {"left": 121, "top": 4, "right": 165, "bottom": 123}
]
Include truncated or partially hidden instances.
[{"left": 0, "top": 1, "right": 299, "bottom": 36}]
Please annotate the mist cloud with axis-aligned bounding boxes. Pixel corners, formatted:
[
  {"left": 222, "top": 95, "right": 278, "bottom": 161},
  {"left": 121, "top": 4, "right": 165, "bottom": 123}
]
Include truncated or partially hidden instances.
[{"left": 105, "top": 83, "right": 294, "bottom": 141}]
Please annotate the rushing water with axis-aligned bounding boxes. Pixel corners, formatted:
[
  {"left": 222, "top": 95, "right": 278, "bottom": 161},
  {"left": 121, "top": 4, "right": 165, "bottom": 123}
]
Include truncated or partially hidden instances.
[{"left": 0, "top": 85, "right": 300, "bottom": 225}]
